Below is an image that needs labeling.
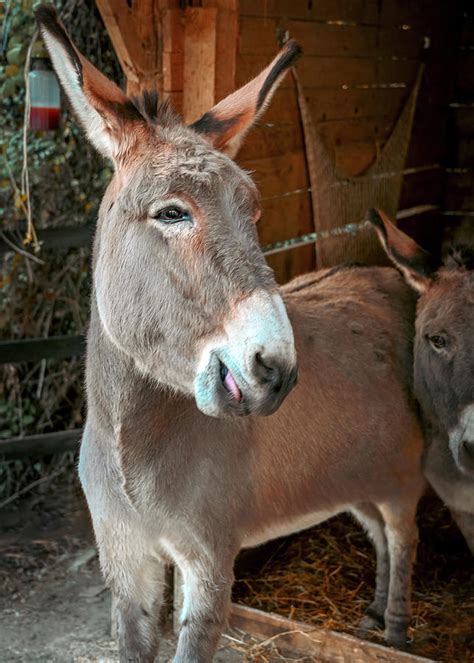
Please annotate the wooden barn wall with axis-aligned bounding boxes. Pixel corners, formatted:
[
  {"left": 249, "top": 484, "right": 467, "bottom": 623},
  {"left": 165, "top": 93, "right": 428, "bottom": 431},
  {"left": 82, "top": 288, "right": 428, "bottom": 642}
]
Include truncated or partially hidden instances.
[
  {"left": 235, "top": 0, "right": 460, "bottom": 282},
  {"left": 443, "top": 1, "right": 474, "bottom": 246}
]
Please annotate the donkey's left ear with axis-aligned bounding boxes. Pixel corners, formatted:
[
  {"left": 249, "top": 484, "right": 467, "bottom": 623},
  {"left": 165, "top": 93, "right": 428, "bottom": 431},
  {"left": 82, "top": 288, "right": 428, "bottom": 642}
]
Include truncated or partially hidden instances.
[
  {"left": 191, "top": 40, "right": 301, "bottom": 158},
  {"left": 368, "top": 209, "right": 439, "bottom": 294},
  {"left": 35, "top": 5, "right": 135, "bottom": 163}
]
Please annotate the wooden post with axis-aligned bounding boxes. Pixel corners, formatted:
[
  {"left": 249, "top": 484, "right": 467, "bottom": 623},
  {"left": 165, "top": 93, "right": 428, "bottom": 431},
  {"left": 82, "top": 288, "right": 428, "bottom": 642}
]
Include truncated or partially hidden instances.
[
  {"left": 96, "top": 1, "right": 237, "bottom": 112},
  {"left": 96, "top": 0, "right": 163, "bottom": 95},
  {"left": 182, "top": 1, "right": 238, "bottom": 123}
]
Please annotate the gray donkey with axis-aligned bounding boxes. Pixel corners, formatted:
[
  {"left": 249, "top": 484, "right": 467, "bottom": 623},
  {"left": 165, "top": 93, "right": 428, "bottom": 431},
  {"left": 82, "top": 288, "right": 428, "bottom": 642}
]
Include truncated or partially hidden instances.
[
  {"left": 37, "top": 7, "right": 425, "bottom": 661},
  {"left": 369, "top": 209, "right": 474, "bottom": 553}
]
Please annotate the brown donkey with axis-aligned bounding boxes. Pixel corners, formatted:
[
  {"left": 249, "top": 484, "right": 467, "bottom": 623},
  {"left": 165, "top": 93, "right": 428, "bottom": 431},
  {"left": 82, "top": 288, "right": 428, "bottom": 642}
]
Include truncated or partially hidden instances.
[
  {"left": 369, "top": 210, "right": 474, "bottom": 553},
  {"left": 37, "top": 7, "right": 425, "bottom": 661}
]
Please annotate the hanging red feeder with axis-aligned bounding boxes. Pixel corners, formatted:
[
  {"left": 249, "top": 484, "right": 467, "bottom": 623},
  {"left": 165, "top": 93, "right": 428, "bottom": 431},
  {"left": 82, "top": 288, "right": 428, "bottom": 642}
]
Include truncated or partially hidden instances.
[{"left": 29, "top": 58, "right": 61, "bottom": 130}]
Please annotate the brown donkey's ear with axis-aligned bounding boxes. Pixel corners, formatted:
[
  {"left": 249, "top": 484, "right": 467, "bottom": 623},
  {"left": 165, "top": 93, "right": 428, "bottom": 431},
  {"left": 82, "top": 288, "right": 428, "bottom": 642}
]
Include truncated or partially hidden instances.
[
  {"left": 368, "top": 209, "right": 438, "bottom": 294},
  {"left": 35, "top": 5, "right": 137, "bottom": 163},
  {"left": 191, "top": 40, "right": 301, "bottom": 158}
]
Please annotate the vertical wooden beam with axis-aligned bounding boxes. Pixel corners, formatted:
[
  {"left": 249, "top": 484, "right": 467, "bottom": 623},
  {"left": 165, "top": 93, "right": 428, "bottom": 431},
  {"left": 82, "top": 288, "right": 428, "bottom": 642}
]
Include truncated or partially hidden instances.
[
  {"left": 97, "top": 0, "right": 237, "bottom": 118},
  {"left": 183, "top": 7, "right": 218, "bottom": 123},
  {"left": 96, "top": 0, "right": 163, "bottom": 95},
  {"left": 182, "top": 1, "right": 238, "bottom": 124}
]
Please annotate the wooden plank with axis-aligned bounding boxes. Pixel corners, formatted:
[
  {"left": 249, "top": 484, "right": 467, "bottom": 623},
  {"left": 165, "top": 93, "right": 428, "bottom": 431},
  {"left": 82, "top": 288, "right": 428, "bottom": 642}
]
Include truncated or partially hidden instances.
[
  {"left": 258, "top": 192, "right": 313, "bottom": 245},
  {"left": 96, "top": 0, "right": 162, "bottom": 95},
  {"left": 162, "top": 8, "right": 184, "bottom": 54},
  {"left": 238, "top": 0, "right": 372, "bottom": 22},
  {"left": 183, "top": 7, "right": 218, "bottom": 123},
  {"left": 163, "top": 51, "right": 183, "bottom": 92},
  {"left": 238, "top": 18, "right": 425, "bottom": 58},
  {"left": 230, "top": 604, "right": 435, "bottom": 662},
  {"left": 237, "top": 124, "right": 304, "bottom": 161},
  {"left": 239, "top": 150, "right": 309, "bottom": 199},
  {"left": 266, "top": 243, "right": 315, "bottom": 284},
  {"left": 0, "top": 335, "right": 86, "bottom": 364},
  {"left": 214, "top": 7, "right": 238, "bottom": 101},
  {"left": 262, "top": 87, "right": 409, "bottom": 125},
  {"left": 0, "top": 225, "right": 94, "bottom": 256},
  {"left": 237, "top": 55, "right": 426, "bottom": 92},
  {"left": 0, "top": 429, "right": 82, "bottom": 459}
]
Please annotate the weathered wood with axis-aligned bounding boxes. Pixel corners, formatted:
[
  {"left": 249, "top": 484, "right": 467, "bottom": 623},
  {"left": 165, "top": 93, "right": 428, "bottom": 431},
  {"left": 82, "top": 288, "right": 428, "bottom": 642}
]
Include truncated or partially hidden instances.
[
  {"left": 0, "top": 335, "right": 86, "bottom": 364},
  {"left": 258, "top": 192, "right": 313, "bottom": 245},
  {"left": 230, "top": 604, "right": 436, "bottom": 663},
  {"left": 266, "top": 244, "right": 315, "bottom": 284},
  {"left": 237, "top": 55, "right": 419, "bottom": 90},
  {"left": 0, "top": 429, "right": 82, "bottom": 458},
  {"left": 238, "top": 0, "right": 376, "bottom": 23},
  {"left": 239, "top": 150, "right": 309, "bottom": 199},
  {"left": 214, "top": 7, "right": 238, "bottom": 101},
  {"left": 96, "top": 0, "right": 162, "bottom": 95},
  {"left": 238, "top": 18, "right": 425, "bottom": 59},
  {"left": 182, "top": 5, "right": 237, "bottom": 123},
  {"left": 182, "top": 7, "right": 217, "bottom": 124}
]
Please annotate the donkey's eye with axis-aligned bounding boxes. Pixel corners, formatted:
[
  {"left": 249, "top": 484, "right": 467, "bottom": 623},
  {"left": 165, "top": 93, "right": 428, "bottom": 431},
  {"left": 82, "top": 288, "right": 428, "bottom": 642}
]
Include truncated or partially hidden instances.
[
  {"left": 153, "top": 207, "right": 191, "bottom": 223},
  {"left": 428, "top": 334, "right": 447, "bottom": 351}
]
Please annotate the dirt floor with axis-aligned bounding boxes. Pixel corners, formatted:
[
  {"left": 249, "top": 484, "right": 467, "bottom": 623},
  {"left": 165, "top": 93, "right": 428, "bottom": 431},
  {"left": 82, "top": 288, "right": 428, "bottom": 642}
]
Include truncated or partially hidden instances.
[
  {"left": 0, "top": 497, "right": 245, "bottom": 662},
  {"left": 0, "top": 476, "right": 472, "bottom": 662}
]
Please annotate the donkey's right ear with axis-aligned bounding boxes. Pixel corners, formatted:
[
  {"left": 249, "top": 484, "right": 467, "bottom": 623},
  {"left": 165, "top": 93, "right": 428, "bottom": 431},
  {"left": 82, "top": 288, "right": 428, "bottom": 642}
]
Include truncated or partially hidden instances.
[
  {"left": 191, "top": 40, "right": 301, "bottom": 158},
  {"left": 367, "top": 209, "right": 438, "bottom": 293},
  {"left": 35, "top": 5, "right": 133, "bottom": 162}
]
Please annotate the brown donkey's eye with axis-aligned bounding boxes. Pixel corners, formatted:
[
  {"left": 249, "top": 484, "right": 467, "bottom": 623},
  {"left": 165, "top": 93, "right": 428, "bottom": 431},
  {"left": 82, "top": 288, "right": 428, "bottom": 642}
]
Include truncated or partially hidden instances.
[
  {"left": 428, "top": 334, "right": 447, "bottom": 351},
  {"left": 153, "top": 207, "right": 191, "bottom": 224}
]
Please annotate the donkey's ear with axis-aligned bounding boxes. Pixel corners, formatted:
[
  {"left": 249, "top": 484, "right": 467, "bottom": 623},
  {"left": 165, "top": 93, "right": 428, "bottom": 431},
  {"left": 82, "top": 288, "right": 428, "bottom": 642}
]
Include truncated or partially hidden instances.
[
  {"left": 368, "top": 209, "right": 438, "bottom": 294},
  {"left": 35, "top": 5, "right": 134, "bottom": 162},
  {"left": 191, "top": 40, "right": 301, "bottom": 158}
]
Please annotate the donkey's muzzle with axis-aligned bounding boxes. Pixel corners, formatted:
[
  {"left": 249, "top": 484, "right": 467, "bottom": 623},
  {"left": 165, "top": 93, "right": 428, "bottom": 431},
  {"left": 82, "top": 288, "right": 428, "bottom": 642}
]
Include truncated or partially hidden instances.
[
  {"left": 449, "top": 403, "right": 474, "bottom": 477},
  {"left": 253, "top": 360, "right": 298, "bottom": 416},
  {"left": 194, "top": 289, "right": 297, "bottom": 419}
]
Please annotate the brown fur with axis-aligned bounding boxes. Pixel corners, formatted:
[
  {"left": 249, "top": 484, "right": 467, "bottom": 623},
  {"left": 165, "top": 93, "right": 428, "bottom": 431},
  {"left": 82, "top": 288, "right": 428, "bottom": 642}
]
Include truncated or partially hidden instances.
[
  {"left": 369, "top": 209, "right": 474, "bottom": 554},
  {"left": 36, "top": 9, "right": 426, "bottom": 661}
]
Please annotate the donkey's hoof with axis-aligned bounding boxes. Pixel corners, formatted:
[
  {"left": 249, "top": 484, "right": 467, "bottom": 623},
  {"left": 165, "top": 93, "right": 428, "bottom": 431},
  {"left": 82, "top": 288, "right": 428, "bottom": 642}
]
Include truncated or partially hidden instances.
[
  {"left": 384, "top": 630, "right": 410, "bottom": 651},
  {"left": 357, "top": 607, "right": 385, "bottom": 637}
]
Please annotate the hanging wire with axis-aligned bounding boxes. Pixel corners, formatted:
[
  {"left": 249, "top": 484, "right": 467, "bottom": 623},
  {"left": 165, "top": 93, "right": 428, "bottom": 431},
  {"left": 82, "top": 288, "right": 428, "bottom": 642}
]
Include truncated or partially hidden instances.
[{"left": 21, "top": 27, "right": 40, "bottom": 251}]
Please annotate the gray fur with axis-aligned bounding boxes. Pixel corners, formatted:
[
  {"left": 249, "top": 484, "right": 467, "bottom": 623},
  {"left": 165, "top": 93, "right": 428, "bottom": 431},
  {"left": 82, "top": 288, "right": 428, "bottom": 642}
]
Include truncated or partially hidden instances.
[
  {"left": 36, "top": 12, "right": 427, "bottom": 660},
  {"left": 369, "top": 210, "right": 474, "bottom": 553}
]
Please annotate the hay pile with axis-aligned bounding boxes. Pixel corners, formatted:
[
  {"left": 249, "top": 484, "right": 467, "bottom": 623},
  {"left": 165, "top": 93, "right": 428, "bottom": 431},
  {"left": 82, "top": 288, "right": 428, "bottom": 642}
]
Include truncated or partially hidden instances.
[{"left": 234, "top": 493, "right": 473, "bottom": 662}]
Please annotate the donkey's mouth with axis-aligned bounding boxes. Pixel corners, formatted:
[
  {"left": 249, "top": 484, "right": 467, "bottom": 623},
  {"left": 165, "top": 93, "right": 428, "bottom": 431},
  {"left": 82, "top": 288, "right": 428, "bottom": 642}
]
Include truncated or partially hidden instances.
[{"left": 219, "top": 361, "right": 242, "bottom": 402}]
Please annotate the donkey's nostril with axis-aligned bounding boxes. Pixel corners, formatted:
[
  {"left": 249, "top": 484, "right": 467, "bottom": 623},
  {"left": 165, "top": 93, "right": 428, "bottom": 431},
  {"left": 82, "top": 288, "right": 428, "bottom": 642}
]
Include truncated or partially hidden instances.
[{"left": 253, "top": 352, "right": 290, "bottom": 395}]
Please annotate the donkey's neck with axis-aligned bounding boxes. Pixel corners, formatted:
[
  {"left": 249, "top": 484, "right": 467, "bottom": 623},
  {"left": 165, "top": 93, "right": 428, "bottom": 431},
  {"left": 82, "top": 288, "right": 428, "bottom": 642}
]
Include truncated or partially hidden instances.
[{"left": 86, "top": 296, "right": 190, "bottom": 436}]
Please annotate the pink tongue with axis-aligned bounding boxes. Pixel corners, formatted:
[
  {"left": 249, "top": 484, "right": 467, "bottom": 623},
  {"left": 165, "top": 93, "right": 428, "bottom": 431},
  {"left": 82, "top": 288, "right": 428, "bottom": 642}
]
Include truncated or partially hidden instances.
[{"left": 224, "top": 369, "right": 242, "bottom": 402}]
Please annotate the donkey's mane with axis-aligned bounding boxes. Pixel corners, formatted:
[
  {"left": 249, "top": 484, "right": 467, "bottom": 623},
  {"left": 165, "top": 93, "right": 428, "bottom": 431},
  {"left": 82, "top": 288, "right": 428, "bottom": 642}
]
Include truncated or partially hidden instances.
[{"left": 120, "top": 90, "right": 182, "bottom": 128}]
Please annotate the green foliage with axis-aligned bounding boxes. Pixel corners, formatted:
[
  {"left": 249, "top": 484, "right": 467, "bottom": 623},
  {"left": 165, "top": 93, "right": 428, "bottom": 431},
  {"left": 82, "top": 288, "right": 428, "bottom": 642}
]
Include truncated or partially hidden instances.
[
  {"left": 0, "top": 0, "right": 123, "bottom": 231},
  {"left": 0, "top": 0, "right": 123, "bottom": 441}
]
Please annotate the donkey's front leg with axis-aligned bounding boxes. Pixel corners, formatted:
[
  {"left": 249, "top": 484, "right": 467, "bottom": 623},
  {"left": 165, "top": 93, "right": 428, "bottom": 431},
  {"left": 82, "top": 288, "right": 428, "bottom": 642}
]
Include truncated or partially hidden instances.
[
  {"left": 173, "top": 553, "right": 235, "bottom": 663},
  {"left": 379, "top": 501, "right": 419, "bottom": 648}
]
